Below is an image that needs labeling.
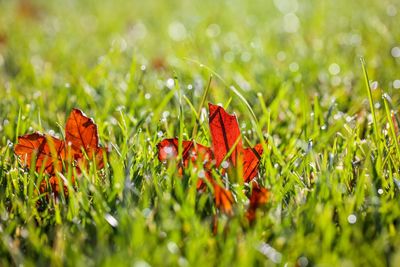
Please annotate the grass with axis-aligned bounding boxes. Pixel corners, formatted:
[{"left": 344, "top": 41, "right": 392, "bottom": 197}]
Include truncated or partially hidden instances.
[{"left": 1, "top": 0, "right": 400, "bottom": 266}]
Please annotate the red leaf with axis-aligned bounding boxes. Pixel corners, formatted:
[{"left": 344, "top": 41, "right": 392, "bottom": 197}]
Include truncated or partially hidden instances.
[
  {"left": 208, "top": 103, "right": 242, "bottom": 167},
  {"left": 157, "top": 138, "right": 211, "bottom": 174},
  {"left": 15, "top": 132, "right": 64, "bottom": 174},
  {"left": 213, "top": 180, "right": 234, "bottom": 215},
  {"left": 246, "top": 182, "right": 269, "bottom": 222},
  {"left": 157, "top": 102, "right": 266, "bottom": 217},
  {"left": 15, "top": 109, "right": 106, "bottom": 198},
  {"left": 39, "top": 175, "right": 73, "bottom": 197},
  {"left": 242, "top": 144, "right": 263, "bottom": 183}
]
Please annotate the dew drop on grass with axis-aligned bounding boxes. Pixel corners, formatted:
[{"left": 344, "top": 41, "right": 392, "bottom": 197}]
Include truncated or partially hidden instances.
[
  {"left": 166, "top": 78, "right": 175, "bottom": 89},
  {"left": 140, "top": 65, "right": 146, "bottom": 71},
  {"left": 221, "top": 161, "right": 229, "bottom": 169},
  {"left": 198, "top": 170, "right": 206, "bottom": 178},
  {"left": 145, "top": 93, "right": 151, "bottom": 100},
  {"left": 276, "top": 51, "right": 286, "bottom": 61},
  {"left": 157, "top": 131, "right": 164, "bottom": 138},
  {"left": 298, "top": 256, "right": 309, "bottom": 267},
  {"left": 168, "top": 21, "right": 187, "bottom": 41},
  {"left": 283, "top": 13, "right": 300, "bottom": 33},
  {"left": 163, "top": 146, "right": 174, "bottom": 156},
  {"left": 328, "top": 63, "right": 341, "bottom": 75},
  {"left": 224, "top": 51, "right": 235, "bottom": 63},
  {"left": 347, "top": 214, "right": 357, "bottom": 224},
  {"left": 167, "top": 241, "right": 179, "bottom": 254},
  {"left": 104, "top": 213, "right": 118, "bottom": 227},
  {"left": 241, "top": 52, "right": 251, "bottom": 62},
  {"left": 378, "top": 188, "right": 384, "bottom": 195},
  {"left": 391, "top": 47, "right": 400, "bottom": 58},
  {"left": 330, "top": 76, "right": 341, "bottom": 87},
  {"left": 257, "top": 242, "right": 282, "bottom": 263},
  {"left": 206, "top": 24, "right": 221, "bottom": 38},
  {"left": 187, "top": 84, "right": 193, "bottom": 90},
  {"left": 370, "top": 81, "right": 378, "bottom": 90},
  {"left": 178, "top": 257, "right": 189, "bottom": 267},
  {"left": 289, "top": 62, "right": 299, "bottom": 72},
  {"left": 393, "top": 80, "right": 400, "bottom": 89}
]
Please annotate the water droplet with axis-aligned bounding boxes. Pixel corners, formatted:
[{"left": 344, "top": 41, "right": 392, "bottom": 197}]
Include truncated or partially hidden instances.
[
  {"left": 283, "top": 13, "right": 300, "bottom": 33},
  {"left": 257, "top": 242, "right": 282, "bottom": 263},
  {"left": 331, "top": 76, "right": 341, "bottom": 87},
  {"left": 347, "top": 214, "right": 357, "bottom": 224},
  {"left": 370, "top": 81, "right": 378, "bottom": 90},
  {"left": 164, "top": 146, "right": 174, "bottom": 156},
  {"left": 166, "top": 78, "right": 175, "bottom": 89},
  {"left": 140, "top": 65, "right": 146, "bottom": 71},
  {"left": 198, "top": 169, "right": 206, "bottom": 178},
  {"left": 167, "top": 241, "right": 179, "bottom": 254},
  {"left": 391, "top": 47, "right": 400, "bottom": 58},
  {"left": 298, "top": 256, "right": 309, "bottom": 267},
  {"left": 157, "top": 131, "right": 164, "bottom": 138},
  {"left": 328, "top": 63, "right": 340, "bottom": 75},
  {"left": 224, "top": 51, "right": 235, "bottom": 63},
  {"left": 187, "top": 84, "right": 193, "bottom": 90},
  {"left": 221, "top": 161, "right": 229, "bottom": 169},
  {"left": 105, "top": 213, "right": 118, "bottom": 227},
  {"left": 206, "top": 24, "right": 221, "bottom": 38},
  {"left": 276, "top": 51, "right": 286, "bottom": 61},
  {"left": 378, "top": 188, "right": 384, "bottom": 195},
  {"left": 162, "top": 111, "right": 170, "bottom": 119},
  {"left": 241, "top": 52, "right": 252, "bottom": 62},
  {"left": 145, "top": 93, "right": 151, "bottom": 100},
  {"left": 168, "top": 21, "right": 187, "bottom": 41},
  {"left": 393, "top": 80, "right": 400, "bottom": 89},
  {"left": 289, "top": 62, "right": 299, "bottom": 72}
]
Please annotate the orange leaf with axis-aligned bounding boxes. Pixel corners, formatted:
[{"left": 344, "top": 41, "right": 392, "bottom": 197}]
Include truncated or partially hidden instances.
[
  {"left": 15, "top": 109, "right": 106, "bottom": 198},
  {"left": 157, "top": 102, "right": 266, "bottom": 217},
  {"left": 208, "top": 103, "right": 242, "bottom": 167},
  {"left": 15, "top": 132, "right": 64, "bottom": 174},
  {"left": 242, "top": 144, "right": 263, "bottom": 183},
  {"left": 246, "top": 182, "right": 269, "bottom": 222}
]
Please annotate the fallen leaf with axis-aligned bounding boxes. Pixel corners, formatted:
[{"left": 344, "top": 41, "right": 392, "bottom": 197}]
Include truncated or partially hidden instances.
[
  {"left": 15, "top": 109, "right": 106, "bottom": 198},
  {"left": 158, "top": 102, "right": 267, "bottom": 219},
  {"left": 246, "top": 181, "right": 270, "bottom": 222}
]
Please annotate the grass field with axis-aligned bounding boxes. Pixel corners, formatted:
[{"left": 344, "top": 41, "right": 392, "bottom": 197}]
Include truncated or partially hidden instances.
[{"left": 1, "top": 0, "right": 400, "bottom": 266}]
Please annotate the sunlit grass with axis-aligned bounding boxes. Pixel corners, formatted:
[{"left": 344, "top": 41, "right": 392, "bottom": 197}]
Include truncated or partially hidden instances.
[{"left": 1, "top": 0, "right": 400, "bottom": 266}]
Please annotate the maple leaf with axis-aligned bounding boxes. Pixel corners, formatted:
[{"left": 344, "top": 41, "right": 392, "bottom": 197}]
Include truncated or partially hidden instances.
[
  {"left": 158, "top": 103, "right": 268, "bottom": 218},
  {"left": 15, "top": 109, "right": 106, "bottom": 198}
]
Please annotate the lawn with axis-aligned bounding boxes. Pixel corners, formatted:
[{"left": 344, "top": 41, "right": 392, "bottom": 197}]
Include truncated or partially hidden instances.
[{"left": 1, "top": 0, "right": 400, "bottom": 266}]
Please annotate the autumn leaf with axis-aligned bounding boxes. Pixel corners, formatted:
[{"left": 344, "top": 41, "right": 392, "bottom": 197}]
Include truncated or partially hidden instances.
[
  {"left": 65, "top": 108, "right": 106, "bottom": 170},
  {"left": 157, "top": 102, "right": 267, "bottom": 218},
  {"left": 15, "top": 109, "right": 106, "bottom": 198},
  {"left": 246, "top": 181, "right": 269, "bottom": 222},
  {"left": 15, "top": 132, "right": 65, "bottom": 174}
]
